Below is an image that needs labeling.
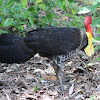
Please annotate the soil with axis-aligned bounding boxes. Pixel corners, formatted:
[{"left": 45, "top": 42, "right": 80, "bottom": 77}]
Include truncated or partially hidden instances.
[{"left": 0, "top": 51, "right": 100, "bottom": 100}]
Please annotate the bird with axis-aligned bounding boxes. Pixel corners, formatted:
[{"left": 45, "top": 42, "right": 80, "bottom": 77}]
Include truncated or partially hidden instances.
[{"left": 0, "top": 16, "right": 94, "bottom": 94}]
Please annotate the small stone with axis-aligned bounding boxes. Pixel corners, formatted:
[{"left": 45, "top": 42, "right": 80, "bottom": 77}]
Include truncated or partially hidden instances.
[
  {"left": 82, "top": 55, "right": 88, "bottom": 60},
  {"left": 78, "top": 51, "right": 85, "bottom": 56}
]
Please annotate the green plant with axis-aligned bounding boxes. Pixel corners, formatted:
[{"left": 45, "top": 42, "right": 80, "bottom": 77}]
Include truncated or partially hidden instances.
[
  {"left": 0, "top": 0, "right": 57, "bottom": 35},
  {"left": 0, "top": 0, "right": 100, "bottom": 39},
  {"left": 33, "top": 86, "right": 38, "bottom": 92}
]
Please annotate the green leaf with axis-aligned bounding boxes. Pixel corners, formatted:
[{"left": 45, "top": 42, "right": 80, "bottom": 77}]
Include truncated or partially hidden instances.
[
  {"left": 98, "top": 56, "right": 100, "bottom": 61},
  {"left": 35, "top": 0, "right": 42, "bottom": 4},
  {"left": 71, "top": 9, "right": 75, "bottom": 15},
  {"left": 21, "top": 0, "right": 27, "bottom": 8},
  {"left": 0, "top": 30, "right": 8, "bottom": 34},
  {"left": 92, "top": 37, "right": 100, "bottom": 44},
  {"left": 3, "top": 19, "right": 9, "bottom": 26},
  {"left": 18, "top": 22, "right": 26, "bottom": 25},
  {"left": 28, "top": 17, "right": 34, "bottom": 26},
  {"left": 97, "top": 29, "right": 100, "bottom": 34},
  {"left": 0, "top": 0, "right": 3, "bottom": 6},
  {"left": 39, "top": 4, "right": 46, "bottom": 11},
  {"left": 93, "top": 36, "right": 100, "bottom": 41},
  {"left": 51, "top": 12, "right": 57, "bottom": 18},
  {"left": 14, "top": 14, "right": 23, "bottom": 19},
  {"left": 78, "top": 5, "right": 98, "bottom": 14},
  {"left": 56, "top": 0, "right": 66, "bottom": 9},
  {"left": 68, "top": 0, "right": 74, "bottom": 3},
  {"left": 3, "top": 18, "right": 14, "bottom": 27},
  {"left": 17, "top": 25, "right": 24, "bottom": 31},
  {"left": 92, "top": 0, "right": 100, "bottom": 5},
  {"left": 33, "top": 86, "right": 37, "bottom": 92},
  {"left": 94, "top": 45, "right": 100, "bottom": 52},
  {"left": 46, "top": 12, "right": 52, "bottom": 20},
  {"left": 96, "top": 25, "right": 100, "bottom": 28},
  {"left": 23, "top": 11, "right": 31, "bottom": 19},
  {"left": 91, "top": 17, "right": 100, "bottom": 26}
]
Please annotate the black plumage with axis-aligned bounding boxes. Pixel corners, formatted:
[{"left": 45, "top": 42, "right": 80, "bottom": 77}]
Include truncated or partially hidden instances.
[
  {"left": 0, "top": 27, "right": 88, "bottom": 63},
  {"left": 0, "top": 27, "right": 88, "bottom": 94}
]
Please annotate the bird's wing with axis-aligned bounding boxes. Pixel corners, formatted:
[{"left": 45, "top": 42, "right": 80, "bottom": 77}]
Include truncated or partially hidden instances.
[{"left": 24, "top": 27, "right": 82, "bottom": 57}]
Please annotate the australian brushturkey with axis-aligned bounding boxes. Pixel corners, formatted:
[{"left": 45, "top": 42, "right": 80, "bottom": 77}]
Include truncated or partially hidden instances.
[{"left": 0, "top": 16, "right": 94, "bottom": 94}]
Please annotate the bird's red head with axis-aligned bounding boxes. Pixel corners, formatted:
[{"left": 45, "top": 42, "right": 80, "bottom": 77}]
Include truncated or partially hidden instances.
[
  {"left": 84, "top": 16, "right": 92, "bottom": 35},
  {"left": 84, "top": 16, "right": 91, "bottom": 26}
]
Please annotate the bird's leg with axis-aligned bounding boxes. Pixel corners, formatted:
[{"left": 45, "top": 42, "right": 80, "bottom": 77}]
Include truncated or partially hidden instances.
[{"left": 53, "top": 61, "right": 64, "bottom": 95}]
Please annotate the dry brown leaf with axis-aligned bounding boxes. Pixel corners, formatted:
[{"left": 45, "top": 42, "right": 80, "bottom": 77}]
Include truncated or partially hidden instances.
[
  {"left": 61, "top": 16, "right": 68, "bottom": 20},
  {"left": 44, "top": 75, "right": 57, "bottom": 81}
]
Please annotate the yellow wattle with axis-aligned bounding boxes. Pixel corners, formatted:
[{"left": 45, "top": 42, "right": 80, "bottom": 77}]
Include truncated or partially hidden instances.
[{"left": 84, "top": 32, "right": 94, "bottom": 57}]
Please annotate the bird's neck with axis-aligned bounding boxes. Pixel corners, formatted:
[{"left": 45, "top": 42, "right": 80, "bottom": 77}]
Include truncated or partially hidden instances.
[
  {"left": 84, "top": 24, "right": 94, "bottom": 57},
  {"left": 86, "top": 25, "right": 92, "bottom": 35},
  {"left": 85, "top": 25, "right": 92, "bottom": 40}
]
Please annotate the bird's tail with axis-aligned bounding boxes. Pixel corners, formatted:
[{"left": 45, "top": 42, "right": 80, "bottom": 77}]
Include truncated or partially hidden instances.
[{"left": 0, "top": 33, "right": 36, "bottom": 63}]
